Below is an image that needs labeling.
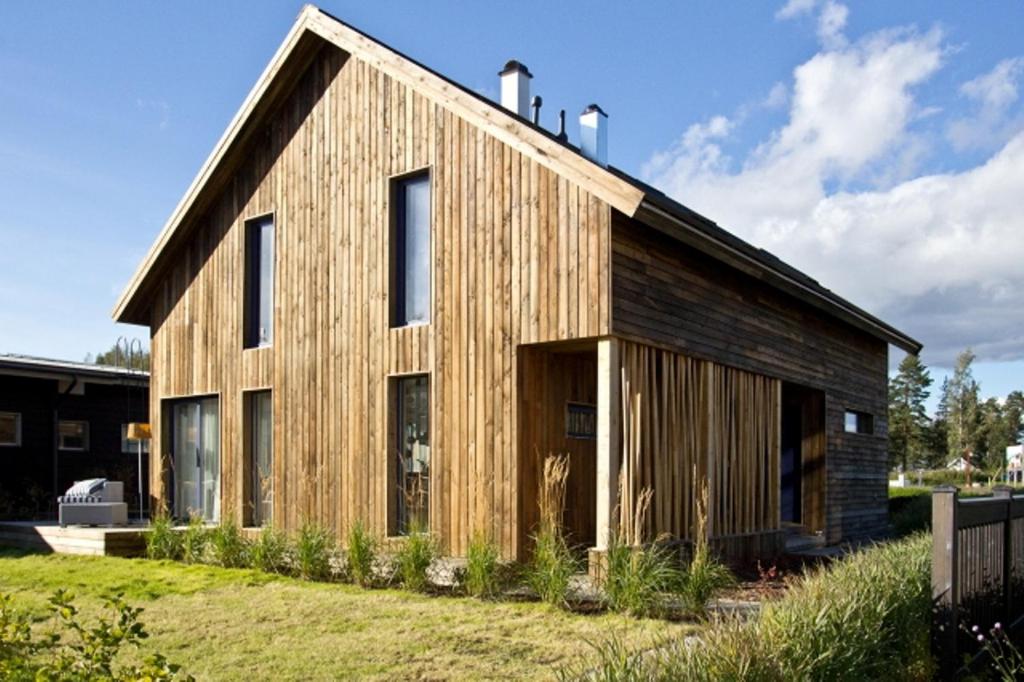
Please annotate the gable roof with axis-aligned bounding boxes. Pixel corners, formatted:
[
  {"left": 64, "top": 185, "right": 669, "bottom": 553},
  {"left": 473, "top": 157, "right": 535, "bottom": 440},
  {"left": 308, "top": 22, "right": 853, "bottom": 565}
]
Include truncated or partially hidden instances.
[{"left": 112, "top": 5, "right": 921, "bottom": 355}]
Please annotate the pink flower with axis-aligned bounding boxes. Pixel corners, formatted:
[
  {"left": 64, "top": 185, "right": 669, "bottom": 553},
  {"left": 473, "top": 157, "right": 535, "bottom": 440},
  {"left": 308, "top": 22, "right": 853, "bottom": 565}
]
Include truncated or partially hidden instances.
[{"left": 978, "top": 634, "right": 985, "bottom": 642}]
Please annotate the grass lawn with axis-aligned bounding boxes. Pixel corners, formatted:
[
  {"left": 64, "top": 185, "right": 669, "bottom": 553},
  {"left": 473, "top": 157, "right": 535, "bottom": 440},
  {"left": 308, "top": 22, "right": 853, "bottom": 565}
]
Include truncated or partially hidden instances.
[{"left": 0, "top": 549, "right": 692, "bottom": 680}]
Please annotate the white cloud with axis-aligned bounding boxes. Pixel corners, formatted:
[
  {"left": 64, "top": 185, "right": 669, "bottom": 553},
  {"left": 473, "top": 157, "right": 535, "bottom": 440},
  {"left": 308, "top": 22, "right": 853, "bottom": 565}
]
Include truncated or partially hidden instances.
[
  {"left": 642, "top": 15, "right": 1024, "bottom": 367},
  {"left": 816, "top": 0, "right": 849, "bottom": 50},
  {"left": 776, "top": 0, "right": 818, "bottom": 21},
  {"left": 947, "top": 57, "right": 1024, "bottom": 151}
]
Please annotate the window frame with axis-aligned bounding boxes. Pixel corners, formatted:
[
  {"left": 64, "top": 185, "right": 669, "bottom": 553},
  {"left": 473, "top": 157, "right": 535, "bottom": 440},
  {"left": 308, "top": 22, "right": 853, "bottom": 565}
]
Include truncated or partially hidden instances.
[
  {"left": 388, "top": 373, "right": 431, "bottom": 537},
  {"left": 0, "top": 412, "right": 21, "bottom": 447},
  {"left": 843, "top": 409, "right": 874, "bottom": 435},
  {"left": 58, "top": 420, "right": 89, "bottom": 451},
  {"left": 243, "top": 389, "right": 274, "bottom": 528},
  {"left": 243, "top": 213, "right": 275, "bottom": 349},
  {"left": 389, "top": 169, "right": 432, "bottom": 329}
]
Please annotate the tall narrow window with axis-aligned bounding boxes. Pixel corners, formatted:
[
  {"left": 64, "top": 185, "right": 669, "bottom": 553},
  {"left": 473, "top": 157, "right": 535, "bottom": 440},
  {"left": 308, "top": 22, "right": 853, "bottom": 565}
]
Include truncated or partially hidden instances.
[
  {"left": 390, "top": 375, "right": 430, "bottom": 535},
  {"left": 390, "top": 173, "right": 431, "bottom": 327},
  {"left": 245, "top": 391, "right": 273, "bottom": 526},
  {"left": 244, "top": 215, "right": 274, "bottom": 348}
]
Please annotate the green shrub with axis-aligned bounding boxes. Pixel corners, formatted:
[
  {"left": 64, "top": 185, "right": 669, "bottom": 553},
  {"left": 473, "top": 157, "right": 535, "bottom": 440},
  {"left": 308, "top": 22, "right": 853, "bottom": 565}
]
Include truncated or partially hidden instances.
[
  {"left": 464, "top": 531, "right": 503, "bottom": 599},
  {"left": 209, "top": 516, "right": 250, "bottom": 568},
  {"left": 346, "top": 518, "right": 378, "bottom": 588},
  {"left": 250, "top": 525, "right": 290, "bottom": 574},
  {"left": 889, "top": 488, "right": 932, "bottom": 536},
  {"left": 603, "top": 537, "right": 682, "bottom": 618},
  {"left": 1, "top": 589, "right": 192, "bottom": 680},
  {"left": 181, "top": 514, "right": 210, "bottom": 564},
  {"left": 146, "top": 508, "right": 181, "bottom": 560},
  {"left": 395, "top": 521, "right": 438, "bottom": 592},
  {"left": 294, "top": 521, "right": 334, "bottom": 581},
  {"left": 561, "top": 534, "right": 934, "bottom": 681}
]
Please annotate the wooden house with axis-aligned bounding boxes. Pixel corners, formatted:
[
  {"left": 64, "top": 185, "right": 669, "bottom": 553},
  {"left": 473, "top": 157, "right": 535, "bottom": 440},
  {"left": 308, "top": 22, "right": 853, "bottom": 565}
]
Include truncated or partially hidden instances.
[{"left": 113, "top": 6, "right": 920, "bottom": 562}]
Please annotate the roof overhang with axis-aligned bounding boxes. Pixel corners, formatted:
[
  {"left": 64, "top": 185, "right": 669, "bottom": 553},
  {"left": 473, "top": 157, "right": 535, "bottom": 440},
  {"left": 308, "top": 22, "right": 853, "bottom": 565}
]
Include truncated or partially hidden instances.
[
  {"left": 633, "top": 197, "right": 923, "bottom": 355},
  {"left": 0, "top": 356, "right": 149, "bottom": 386}
]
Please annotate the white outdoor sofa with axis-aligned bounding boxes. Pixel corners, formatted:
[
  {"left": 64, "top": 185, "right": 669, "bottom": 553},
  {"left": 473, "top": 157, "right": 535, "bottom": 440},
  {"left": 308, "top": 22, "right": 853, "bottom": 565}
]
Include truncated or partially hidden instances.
[{"left": 58, "top": 479, "right": 128, "bottom": 527}]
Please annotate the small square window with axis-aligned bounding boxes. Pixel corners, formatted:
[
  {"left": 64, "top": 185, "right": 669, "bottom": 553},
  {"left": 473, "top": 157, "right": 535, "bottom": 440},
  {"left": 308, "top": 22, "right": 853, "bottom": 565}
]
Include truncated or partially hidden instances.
[
  {"left": 59, "top": 421, "right": 89, "bottom": 451},
  {"left": 566, "top": 402, "right": 597, "bottom": 440},
  {"left": 844, "top": 410, "right": 873, "bottom": 435},
  {"left": 121, "top": 424, "right": 151, "bottom": 454},
  {"left": 0, "top": 412, "right": 21, "bottom": 447}
]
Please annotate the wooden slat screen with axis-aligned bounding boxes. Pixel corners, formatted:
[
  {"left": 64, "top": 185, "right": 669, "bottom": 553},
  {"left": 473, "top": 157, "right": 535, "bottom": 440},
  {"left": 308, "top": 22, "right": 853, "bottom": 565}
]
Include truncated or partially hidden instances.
[{"left": 618, "top": 341, "right": 781, "bottom": 543}]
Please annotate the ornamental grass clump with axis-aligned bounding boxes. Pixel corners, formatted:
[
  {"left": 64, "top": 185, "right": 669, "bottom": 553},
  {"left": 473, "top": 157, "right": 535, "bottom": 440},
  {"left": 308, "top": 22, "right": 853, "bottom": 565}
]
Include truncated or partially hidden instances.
[
  {"left": 346, "top": 518, "right": 379, "bottom": 588},
  {"left": 678, "top": 484, "right": 734, "bottom": 618},
  {"left": 526, "top": 454, "right": 579, "bottom": 608},
  {"left": 294, "top": 521, "right": 334, "bottom": 581},
  {"left": 603, "top": 488, "right": 683, "bottom": 618},
  {"left": 395, "top": 520, "right": 439, "bottom": 592},
  {"left": 560, "top": 533, "right": 934, "bottom": 681},
  {"left": 181, "top": 513, "right": 210, "bottom": 564},
  {"left": 146, "top": 507, "right": 181, "bottom": 561},
  {"left": 209, "top": 516, "right": 250, "bottom": 568},
  {"left": 250, "top": 525, "right": 290, "bottom": 574},
  {"left": 464, "top": 531, "right": 503, "bottom": 599}
]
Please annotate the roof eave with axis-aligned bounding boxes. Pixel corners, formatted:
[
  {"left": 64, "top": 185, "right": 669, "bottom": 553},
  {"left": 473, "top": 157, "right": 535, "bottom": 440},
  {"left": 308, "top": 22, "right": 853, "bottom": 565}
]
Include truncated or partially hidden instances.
[{"left": 634, "top": 198, "right": 923, "bottom": 356}]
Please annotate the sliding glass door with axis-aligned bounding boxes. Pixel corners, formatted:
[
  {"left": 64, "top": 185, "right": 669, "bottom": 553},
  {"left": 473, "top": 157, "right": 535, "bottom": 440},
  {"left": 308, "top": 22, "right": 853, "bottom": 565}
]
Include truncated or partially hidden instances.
[{"left": 171, "top": 397, "right": 220, "bottom": 522}]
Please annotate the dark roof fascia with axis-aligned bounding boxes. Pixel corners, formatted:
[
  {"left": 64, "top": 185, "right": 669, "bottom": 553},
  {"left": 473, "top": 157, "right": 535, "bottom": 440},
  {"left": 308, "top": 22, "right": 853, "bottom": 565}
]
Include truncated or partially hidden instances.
[{"left": 0, "top": 356, "right": 149, "bottom": 386}]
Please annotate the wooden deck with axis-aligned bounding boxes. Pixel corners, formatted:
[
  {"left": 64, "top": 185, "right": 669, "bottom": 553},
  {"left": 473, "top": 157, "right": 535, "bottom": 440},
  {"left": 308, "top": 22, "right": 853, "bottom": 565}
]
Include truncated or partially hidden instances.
[{"left": 0, "top": 521, "right": 147, "bottom": 557}]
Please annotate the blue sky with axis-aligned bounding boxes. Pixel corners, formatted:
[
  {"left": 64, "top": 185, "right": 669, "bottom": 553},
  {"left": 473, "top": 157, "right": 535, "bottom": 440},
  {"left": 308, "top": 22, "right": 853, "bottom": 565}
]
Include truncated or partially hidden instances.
[{"left": 1, "top": 1, "right": 1021, "bottom": 411}]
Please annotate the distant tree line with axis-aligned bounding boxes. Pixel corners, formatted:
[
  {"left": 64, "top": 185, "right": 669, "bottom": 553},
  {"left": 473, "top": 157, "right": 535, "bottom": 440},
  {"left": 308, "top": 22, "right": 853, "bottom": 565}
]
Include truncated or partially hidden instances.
[
  {"left": 84, "top": 342, "right": 150, "bottom": 372},
  {"left": 889, "top": 349, "right": 1024, "bottom": 475}
]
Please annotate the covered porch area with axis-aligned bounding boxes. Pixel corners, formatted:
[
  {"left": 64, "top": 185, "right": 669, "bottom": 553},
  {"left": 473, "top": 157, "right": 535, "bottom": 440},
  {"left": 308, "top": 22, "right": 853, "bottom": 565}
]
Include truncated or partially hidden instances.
[{"left": 518, "top": 337, "right": 826, "bottom": 566}]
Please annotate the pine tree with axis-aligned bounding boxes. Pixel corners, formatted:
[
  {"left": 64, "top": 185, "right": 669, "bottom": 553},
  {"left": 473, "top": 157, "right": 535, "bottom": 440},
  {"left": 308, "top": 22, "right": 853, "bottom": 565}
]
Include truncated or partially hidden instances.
[
  {"left": 888, "top": 354, "right": 932, "bottom": 471},
  {"left": 944, "top": 349, "right": 981, "bottom": 479},
  {"left": 1005, "top": 391, "right": 1024, "bottom": 445}
]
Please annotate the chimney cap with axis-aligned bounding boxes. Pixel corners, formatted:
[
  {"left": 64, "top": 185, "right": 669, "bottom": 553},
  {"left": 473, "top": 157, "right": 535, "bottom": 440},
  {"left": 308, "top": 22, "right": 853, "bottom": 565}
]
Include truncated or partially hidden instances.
[
  {"left": 581, "top": 103, "right": 607, "bottom": 117},
  {"left": 499, "top": 60, "right": 533, "bottom": 78}
]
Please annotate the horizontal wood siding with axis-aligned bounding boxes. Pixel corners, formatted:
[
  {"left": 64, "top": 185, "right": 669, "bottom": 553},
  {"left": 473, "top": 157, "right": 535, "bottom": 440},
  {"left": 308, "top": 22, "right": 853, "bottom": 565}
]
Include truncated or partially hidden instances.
[
  {"left": 611, "top": 212, "right": 889, "bottom": 542},
  {"left": 148, "top": 44, "right": 612, "bottom": 558}
]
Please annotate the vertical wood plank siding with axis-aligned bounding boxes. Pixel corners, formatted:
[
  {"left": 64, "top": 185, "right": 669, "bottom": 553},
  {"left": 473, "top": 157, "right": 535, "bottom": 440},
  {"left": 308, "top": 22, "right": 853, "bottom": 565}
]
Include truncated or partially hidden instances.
[
  {"left": 618, "top": 340, "right": 781, "bottom": 543},
  {"left": 147, "top": 45, "right": 612, "bottom": 558},
  {"left": 518, "top": 347, "right": 598, "bottom": 551},
  {"left": 611, "top": 212, "right": 889, "bottom": 542}
]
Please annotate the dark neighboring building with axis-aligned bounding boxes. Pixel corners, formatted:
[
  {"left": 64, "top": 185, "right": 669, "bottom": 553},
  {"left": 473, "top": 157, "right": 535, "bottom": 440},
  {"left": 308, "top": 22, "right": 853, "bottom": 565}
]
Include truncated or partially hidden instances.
[{"left": 0, "top": 354, "right": 148, "bottom": 520}]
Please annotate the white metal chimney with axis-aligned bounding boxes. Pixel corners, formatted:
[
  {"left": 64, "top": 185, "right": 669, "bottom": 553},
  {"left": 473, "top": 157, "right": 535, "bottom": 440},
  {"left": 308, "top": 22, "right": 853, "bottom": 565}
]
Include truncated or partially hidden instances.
[
  {"left": 579, "top": 104, "right": 608, "bottom": 166},
  {"left": 499, "top": 60, "right": 532, "bottom": 119}
]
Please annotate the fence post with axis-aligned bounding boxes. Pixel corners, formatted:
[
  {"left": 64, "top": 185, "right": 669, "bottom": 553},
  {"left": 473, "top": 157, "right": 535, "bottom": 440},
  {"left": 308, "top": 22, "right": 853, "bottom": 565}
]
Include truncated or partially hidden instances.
[
  {"left": 993, "top": 485, "right": 1013, "bottom": 626},
  {"left": 933, "top": 485, "right": 960, "bottom": 677}
]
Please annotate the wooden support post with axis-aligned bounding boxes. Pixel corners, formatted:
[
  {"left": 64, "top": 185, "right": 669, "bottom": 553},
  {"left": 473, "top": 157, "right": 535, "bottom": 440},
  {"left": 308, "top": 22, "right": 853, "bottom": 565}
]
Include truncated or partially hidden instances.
[
  {"left": 993, "top": 485, "right": 1014, "bottom": 626},
  {"left": 595, "top": 337, "right": 620, "bottom": 552},
  {"left": 932, "top": 485, "right": 960, "bottom": 679}
]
